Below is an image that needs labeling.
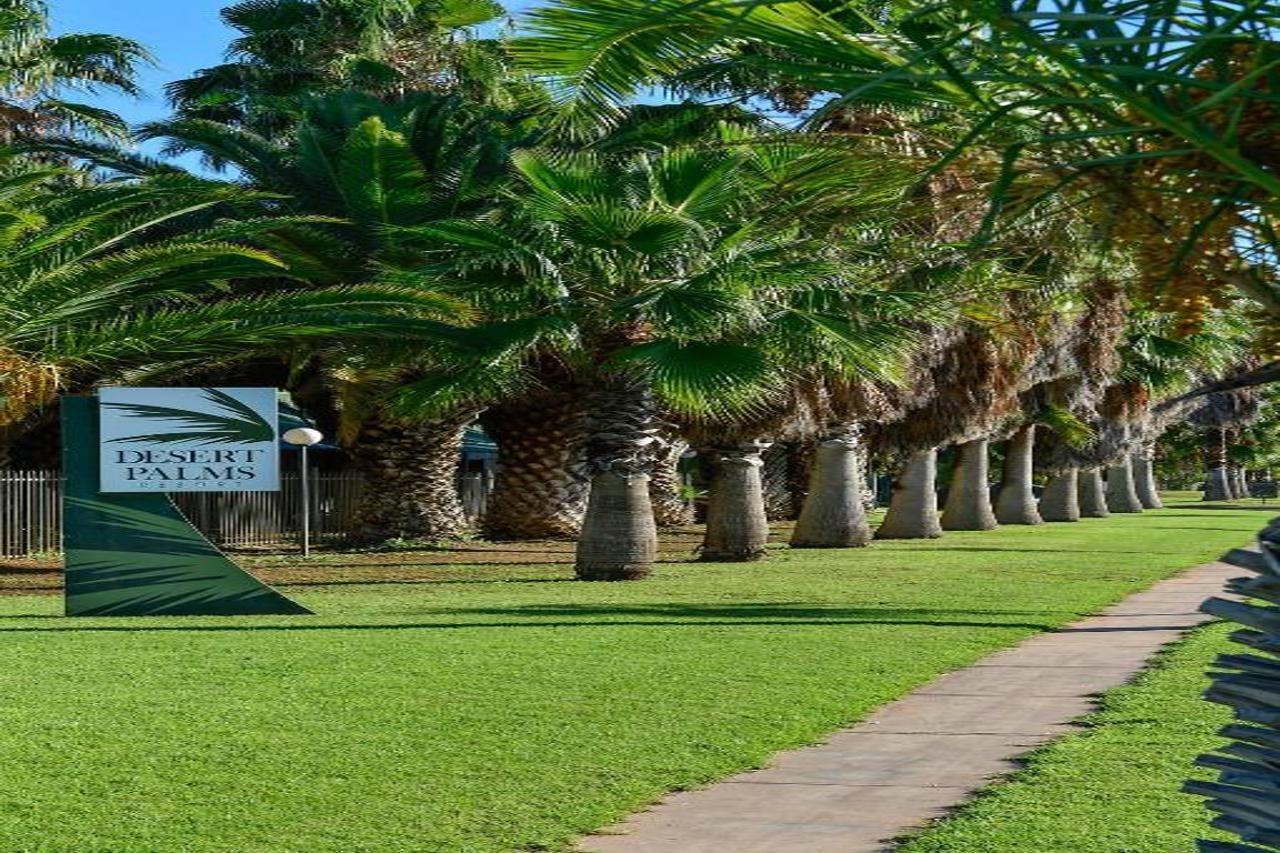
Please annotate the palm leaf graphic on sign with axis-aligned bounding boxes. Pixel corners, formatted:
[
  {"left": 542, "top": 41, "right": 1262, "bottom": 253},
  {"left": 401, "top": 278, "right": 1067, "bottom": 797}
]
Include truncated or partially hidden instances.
[{"left": 104, "top": 388, "right": 274, "bottom": 445}]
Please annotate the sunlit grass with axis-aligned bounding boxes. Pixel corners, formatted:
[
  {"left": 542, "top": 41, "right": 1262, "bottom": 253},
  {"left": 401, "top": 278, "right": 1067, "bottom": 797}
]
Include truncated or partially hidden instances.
[{"left": 0, "top": 501, "right": 1262, "bottom": 851}]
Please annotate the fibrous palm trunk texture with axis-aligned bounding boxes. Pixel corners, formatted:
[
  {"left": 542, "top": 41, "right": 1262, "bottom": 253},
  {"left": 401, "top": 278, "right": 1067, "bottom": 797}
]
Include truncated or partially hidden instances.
[
  {"left": 575, "top": 377, "right": 662, "bottom": 581},
  {"left": 1203, "top": 427, "right": 1234, "bottom": 501},
  {"left": 762, "top": 442, "right": 799, "bottom": 521},
  {"left": 1105, "top": 458, "right": 1145, "bottom": 513},
  {"left": 1077, "top": 468, "right": 1111, "bottom": 517},
  {"left": 649, "top": 437, "right": 694, "bottom": 527},
  {"left": 995, "top": 425, "right": 1043, "bottom": 525},
  {"left": 1132, "top": 450, "right": 1164, "bottom": 509},
  {"left": 701, "top": 441, "right": 771, "bottom": 562},
  {"left": 791, "top": 425, "right": 872, "bottom": 549},
  {"left": 350, "top": 413, "right": 474, "bottom": 543},
  {"left": 876, "top": 448, "right": 943, "bottom": 540},
  {"left": 942, "top": 439, "right": 998, "bottom": 531},
  {"left": 1040, "top": 467, "right": 1081, "bottom": 522},
  {"left": 481, "top": 391, "right": 588, "bottom": 540}
]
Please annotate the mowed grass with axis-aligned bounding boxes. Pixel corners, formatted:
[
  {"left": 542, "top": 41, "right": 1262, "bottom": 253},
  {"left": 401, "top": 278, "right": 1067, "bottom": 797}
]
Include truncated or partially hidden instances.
[
  {"left": 0, "top": 499, "right": 1266, "bottom": 852},
  {"left": 900, "top": 621, "right": 1239, "bottom": 852}
]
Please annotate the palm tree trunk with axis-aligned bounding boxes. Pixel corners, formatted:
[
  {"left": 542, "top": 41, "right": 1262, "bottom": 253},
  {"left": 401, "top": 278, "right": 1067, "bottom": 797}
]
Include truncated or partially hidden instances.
[
  {"left": 350, "top": 413, "right": 474, "bottom": 543},
  {"left": 1203, "top": 427, "right": 1233, "bottom": 501},
  {"left": 791, "top": 425, "right": 872, "bottom": 549},
  {"left": 650, "top": 437, "right": 695, "bottom": 526},
  {"left": 1040, "top": 468, "right": 1080, "bottom": 522},
  {"left": 1132, "top": 449, "right": 1163, "bottom": 509},
  {"left": 995, "top": 425, "right": 1042, "bottom": 525},
  {"left": 701, "top": 441, "right": 771, "bottom": 562},
  {"left": 1232, "top": 466, "right": 1249, "bottom": 500},
  {"left": 762, "top": 442, "right": 800, "bottom": 521},
  {"left": 786, "top": 441, "right": 818, "bottom": 519},
  {"left": 876, "top": 448, "right": 943, "bottom": 540},
  {"left": 480, "top": 390, "right": 589, "bottom": 539},
  {"left": 575, "top": 377, "right": 661, "bottom": 581},
  {"left": 1077, "top": 468, "right": 1111, "bottom": 517},
  {"left": 1105, "top": 458, "right": 1144, "bottom": 513},
  {"left": 942, "top": 439, "right": 999, "bottom": 531}
]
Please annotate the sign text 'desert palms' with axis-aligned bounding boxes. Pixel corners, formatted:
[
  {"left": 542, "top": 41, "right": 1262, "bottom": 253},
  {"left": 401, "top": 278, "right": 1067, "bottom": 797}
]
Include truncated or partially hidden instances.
[{"left": 98, "top": 387, "right": 281, "bottom": 493}]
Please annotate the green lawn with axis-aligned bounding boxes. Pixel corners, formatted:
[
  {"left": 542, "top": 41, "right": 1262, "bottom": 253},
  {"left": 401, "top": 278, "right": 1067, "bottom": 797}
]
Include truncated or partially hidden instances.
[
  {"left": 0, "top": 501, "right": 1266, "bottom": 852},
  {"left": 900, "top": 621, "right": 1238, "bottom": 852}
]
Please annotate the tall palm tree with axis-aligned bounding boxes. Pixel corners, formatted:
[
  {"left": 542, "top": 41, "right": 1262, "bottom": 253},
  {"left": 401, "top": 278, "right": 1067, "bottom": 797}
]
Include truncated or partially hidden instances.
[
  {"left": 136, "top": 91, "right": 536, "bottom": 543},
  {"left": 0, "top": 163, "right": 465, "bottom": 465},
  {"left": 0, "top": 0, "right": 149, "bottom": 140},
  {"left": 476, "top": 103, "right": 771, "bottom": 542},
  {"left": 398, "top": 139, "right": 914, "bottom": 578},
  {"left": 1193, "top": 390, "right": 1262, "bottom": 501},
  {"left": 1038, "top": 307, "right": 1253, "bottom": 510},
  {"left": 169, "top": 0, "right": 525, "bottom": 137},
  {"left": 477, "top": 375, "right": 591, "bottom": 539}
]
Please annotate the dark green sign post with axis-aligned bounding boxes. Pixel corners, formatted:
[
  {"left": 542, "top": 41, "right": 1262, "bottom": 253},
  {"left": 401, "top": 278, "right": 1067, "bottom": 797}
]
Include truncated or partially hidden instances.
[{"left": 62, "top": 394, "right": 312, "bottom": 617}]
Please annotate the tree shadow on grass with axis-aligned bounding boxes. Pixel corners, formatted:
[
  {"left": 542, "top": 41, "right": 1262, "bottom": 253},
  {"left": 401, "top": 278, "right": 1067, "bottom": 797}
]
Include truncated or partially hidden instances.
[
  {"left": 425, "top": 602, "right": 1076, "bottom": 620},
  {"left": 0, "top": 602, "right": 1067, "bottom": 633},
  {"left": 904, "top": 546, "right": 1162, "bottom": 555},
  {"left": 274, "top": 577, "right": 576, "bottom": 588},
  {"left": 1163, "top": 504, "right": 1280, "bottom": 512},
  {"left": 1139, "top": 526, "right": 1263, "bottom": 533}
]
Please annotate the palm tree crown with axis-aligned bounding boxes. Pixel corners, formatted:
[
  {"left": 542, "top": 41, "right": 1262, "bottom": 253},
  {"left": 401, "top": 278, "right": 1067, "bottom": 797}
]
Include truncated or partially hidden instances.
[
  {"left": 168, "top": 0, "right": 526, "bottom": 137},
  {"left": 0, "top": 0, "right": 150, "bottom": 140}
]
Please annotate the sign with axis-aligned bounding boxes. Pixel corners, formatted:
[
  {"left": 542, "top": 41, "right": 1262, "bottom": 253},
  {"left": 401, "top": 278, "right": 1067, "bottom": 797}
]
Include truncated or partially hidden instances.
[
  {"left": 64, "top": 396, "right": 311, "bottom": 617},
  {"left": 99, "top": 387, "right": 280, "bottom": 493}
]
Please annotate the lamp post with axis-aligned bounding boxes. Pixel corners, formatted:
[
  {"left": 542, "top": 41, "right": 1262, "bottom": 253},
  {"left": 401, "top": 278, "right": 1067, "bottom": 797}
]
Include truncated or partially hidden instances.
[{"left": 283, "top": 428, "right": 324, "bottom": 558}]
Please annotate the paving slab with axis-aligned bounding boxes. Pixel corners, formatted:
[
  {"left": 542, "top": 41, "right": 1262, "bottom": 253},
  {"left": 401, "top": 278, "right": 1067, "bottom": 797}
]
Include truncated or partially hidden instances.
[
  {"left": 743, "top": 732, "right": 1056, "bottom": 787},
  {"left": 913, "top": 663, "right": 1136, "bottom": 696},
  {"left": 577, "top": 558, "right": 1240, "bottom": 853}
]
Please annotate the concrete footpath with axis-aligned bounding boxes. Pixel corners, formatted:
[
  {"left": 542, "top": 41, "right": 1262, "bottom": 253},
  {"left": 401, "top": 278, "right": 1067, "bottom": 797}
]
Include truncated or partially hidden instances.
[{"left": 579, "top": 560, "right": 1240, "bottom": 853}]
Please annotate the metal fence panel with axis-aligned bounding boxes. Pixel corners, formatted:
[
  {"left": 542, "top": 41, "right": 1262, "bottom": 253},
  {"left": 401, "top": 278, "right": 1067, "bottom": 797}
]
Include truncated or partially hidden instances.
[
  {"left": 0, "top": 471, "right": 60, "bottom": 557},
  {"left": 0, "top": 470, "right": 493, "bottom": 556}
]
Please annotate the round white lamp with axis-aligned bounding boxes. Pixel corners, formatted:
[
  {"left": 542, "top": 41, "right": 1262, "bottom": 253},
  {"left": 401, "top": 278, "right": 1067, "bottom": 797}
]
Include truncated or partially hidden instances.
[
  {"left": 283, "top": 428, "right": 325, "bottom": 556},
  {"left": 283, "top": 427, "right": 324, "bottom": 447}
]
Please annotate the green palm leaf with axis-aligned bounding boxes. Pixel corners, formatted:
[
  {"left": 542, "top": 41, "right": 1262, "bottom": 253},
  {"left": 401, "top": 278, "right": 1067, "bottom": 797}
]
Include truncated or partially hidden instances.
[{"left": 103, "top": 388, "right": 274, "bottom": 445}]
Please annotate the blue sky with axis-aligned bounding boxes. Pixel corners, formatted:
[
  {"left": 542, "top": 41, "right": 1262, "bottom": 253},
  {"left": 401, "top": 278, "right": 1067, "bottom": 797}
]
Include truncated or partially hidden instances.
[{"left": 52, "top": 0, "right": 543, "bottom": 127}]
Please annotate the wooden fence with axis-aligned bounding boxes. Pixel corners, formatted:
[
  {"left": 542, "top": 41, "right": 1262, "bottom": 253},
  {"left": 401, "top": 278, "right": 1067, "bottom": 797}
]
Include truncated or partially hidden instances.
[{"left": 0, "top": 470, "right": 495, "bottom": 557}]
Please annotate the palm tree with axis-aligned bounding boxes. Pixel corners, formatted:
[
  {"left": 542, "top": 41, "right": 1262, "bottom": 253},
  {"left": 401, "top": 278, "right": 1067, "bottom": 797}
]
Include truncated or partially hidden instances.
[
  {"left": 1130, "top": 446, "right": 1164, "bottom": 510},
  {"left": 400, "top": 138, "right": 913, "bottom": 578},
  {"left": 0, "top": 163, "right": 465, "bottom": 465},
  {"left": 868, "top": 316, "right": 1035, "bottom": 539},
  {"left": 875, "top": 448, "right": 944, "bottom": 539},
  {"left": 1039, "top": 468, "right": 1080, "bottom": 522},
  {"left": 477, "top": 103, "right": 773, "bottom": 542},
  {"left": 790, "top": 421, "right": 873, "bottom": 549},
  {"left": 169, "top": 0, "right": 523, "bottom": 137},
  {"left": 92, "top": 92, "right": 533, "bottom": 542},
  {"left": 942, "top": 438, "right": 999, "bottom": 531},
  {"left": 1193, "top": 391, "right": 1262, "bottom": 502},
  {"left": 993, "top": 424, "right": 1041, "bottom": 525},
  {"left": 1104, "top": 450, "right": 1145, "bottom": 514},
  {"left": 477, "top": 377, "right": 590, "bottom": 539},
  {"left": 0, "top": 0, "right": 149, "bottom": 141}
]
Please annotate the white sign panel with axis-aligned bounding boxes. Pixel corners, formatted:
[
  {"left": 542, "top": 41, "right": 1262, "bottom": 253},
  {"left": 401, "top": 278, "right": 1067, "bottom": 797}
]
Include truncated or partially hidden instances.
[{"left": 99, "top": 388, "right": 280, "bottom": 493}]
